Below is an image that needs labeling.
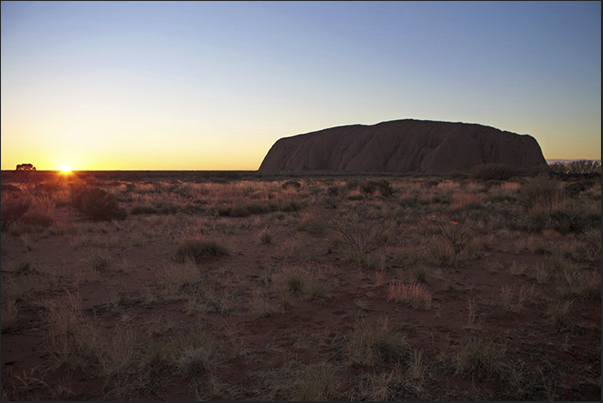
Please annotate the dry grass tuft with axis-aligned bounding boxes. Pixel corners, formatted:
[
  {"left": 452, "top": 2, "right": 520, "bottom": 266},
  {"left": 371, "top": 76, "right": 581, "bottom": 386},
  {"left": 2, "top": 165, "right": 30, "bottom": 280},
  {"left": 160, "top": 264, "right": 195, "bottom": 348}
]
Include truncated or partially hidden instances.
[
  {"left": 169, "top": 328, "right": 217, "bottom": 376},
  {"left": 374, "top": 268, "right": 387, "bottom": 287},
  {"left": 546, "top": 300, "right": 573, "bottom": 327},
  {"left": 454, "top": 337, "right": 507, "bottom": 378},
  {"left": 251, "top": 290, "right": 279, "bottom": 319},
  {"left": 388, "top": 281, "right": 432, "bottom": 309},
  {"left": 45, "top": 290, "right": 99, "bottom": 368},
  {"left": 259, "top": 227, "right": 272, "bottom": 244},
  {"left": 98, "top": 325, "right": 136, "bottom": 377},
  {"left": 157, "top": 260, "right": 200, "bottom": 294},
  {"left": 347, "top": 318, "right": 408, "bottom": 365},
  {"left": 291, "top": 362, "right": 339, "bottom": 400},
  {"left": 170, "top": 238, "right": 229, "bottom": 263},
  {"left": 499, "top": 284, "right": 535, "bottom": 312},
  {"left": 295, "top": 212, "right": 326, "bottom": 235},
  {"left": 1, "top": 298, "right": 20, "bottom": 332}
]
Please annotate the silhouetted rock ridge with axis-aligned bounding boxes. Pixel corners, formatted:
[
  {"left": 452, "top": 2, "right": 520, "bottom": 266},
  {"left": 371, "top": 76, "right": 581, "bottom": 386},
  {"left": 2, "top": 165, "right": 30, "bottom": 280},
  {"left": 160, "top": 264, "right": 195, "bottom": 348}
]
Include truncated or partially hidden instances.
[{"left": 259, "top": 119, "right": 547, "bottom": 173}]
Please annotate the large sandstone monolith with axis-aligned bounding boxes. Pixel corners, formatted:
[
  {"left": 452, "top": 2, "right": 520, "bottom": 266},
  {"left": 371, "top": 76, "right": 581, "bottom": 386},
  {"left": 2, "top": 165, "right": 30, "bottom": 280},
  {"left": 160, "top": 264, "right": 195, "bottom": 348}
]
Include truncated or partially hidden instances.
[{"left": 259, "top": 119, "right": 547, "bottom": 173}]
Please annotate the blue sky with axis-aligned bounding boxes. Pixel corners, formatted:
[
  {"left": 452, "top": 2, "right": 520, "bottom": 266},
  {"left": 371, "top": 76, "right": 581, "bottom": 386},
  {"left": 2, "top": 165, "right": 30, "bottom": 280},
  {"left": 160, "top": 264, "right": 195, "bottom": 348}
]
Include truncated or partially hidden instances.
[{"left": 1, "top": 1, "right": 600, "bottom": 170}]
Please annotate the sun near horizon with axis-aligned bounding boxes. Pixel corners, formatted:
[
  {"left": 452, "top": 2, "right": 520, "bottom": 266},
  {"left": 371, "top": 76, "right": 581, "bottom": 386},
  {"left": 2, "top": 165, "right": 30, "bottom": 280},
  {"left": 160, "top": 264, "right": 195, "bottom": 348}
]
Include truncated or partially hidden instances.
[{"left": 59, "top": 165, "right": 72, "bottom": 174}]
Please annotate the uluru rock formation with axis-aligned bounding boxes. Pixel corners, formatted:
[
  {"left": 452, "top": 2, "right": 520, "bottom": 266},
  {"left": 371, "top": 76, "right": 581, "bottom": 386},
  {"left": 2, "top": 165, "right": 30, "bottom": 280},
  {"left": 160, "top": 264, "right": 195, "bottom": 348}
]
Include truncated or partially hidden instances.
[{"left": 259, "top": 119, "right": 547, "bottom": 174}]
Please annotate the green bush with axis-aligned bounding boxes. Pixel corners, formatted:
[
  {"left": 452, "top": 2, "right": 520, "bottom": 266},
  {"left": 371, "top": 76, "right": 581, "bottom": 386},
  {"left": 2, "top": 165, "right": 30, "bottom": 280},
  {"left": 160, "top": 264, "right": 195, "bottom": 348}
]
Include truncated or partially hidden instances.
[
  {"left": 170, "top": 239, "right": 230, "bottom": 263},
  {"left": 72, "top": 186, "right": 127, "bottom": 222}
]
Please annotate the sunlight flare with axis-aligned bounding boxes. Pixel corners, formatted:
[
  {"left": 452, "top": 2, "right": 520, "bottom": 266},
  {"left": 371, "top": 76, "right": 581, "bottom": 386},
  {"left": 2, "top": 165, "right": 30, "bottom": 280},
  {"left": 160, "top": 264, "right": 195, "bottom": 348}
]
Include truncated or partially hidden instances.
[{"left": 60, "top": 164, "right": 72, "bottom": 173}]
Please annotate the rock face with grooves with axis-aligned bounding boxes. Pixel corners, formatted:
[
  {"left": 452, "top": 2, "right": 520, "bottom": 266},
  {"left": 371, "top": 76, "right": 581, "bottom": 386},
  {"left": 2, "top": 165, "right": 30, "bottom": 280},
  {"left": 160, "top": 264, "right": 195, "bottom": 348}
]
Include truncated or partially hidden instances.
[{"left": 259, "top": 119, "right": 547, "bottom": 173}]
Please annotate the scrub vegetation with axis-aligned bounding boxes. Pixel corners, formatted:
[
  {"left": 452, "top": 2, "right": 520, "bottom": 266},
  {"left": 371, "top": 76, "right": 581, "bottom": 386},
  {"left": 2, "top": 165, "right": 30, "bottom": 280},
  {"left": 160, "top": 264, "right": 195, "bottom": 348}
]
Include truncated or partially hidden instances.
[{"left": 1, "top": 165, "right": 600, "bottom": 400}]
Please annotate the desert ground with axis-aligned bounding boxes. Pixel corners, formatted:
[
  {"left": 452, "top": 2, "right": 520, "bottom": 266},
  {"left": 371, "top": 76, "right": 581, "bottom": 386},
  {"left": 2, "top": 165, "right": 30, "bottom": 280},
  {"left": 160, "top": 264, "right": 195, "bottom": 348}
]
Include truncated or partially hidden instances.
[{"left": 1, "top": 167, "right": 600, "bottom": 400}]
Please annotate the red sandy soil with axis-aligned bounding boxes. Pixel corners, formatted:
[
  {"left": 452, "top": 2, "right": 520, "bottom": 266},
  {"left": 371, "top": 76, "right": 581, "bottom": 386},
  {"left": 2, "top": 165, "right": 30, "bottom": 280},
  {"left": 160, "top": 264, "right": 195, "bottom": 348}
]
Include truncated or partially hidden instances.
[{"left": 1, "top": 179, "right": 600, "bottom": 401}]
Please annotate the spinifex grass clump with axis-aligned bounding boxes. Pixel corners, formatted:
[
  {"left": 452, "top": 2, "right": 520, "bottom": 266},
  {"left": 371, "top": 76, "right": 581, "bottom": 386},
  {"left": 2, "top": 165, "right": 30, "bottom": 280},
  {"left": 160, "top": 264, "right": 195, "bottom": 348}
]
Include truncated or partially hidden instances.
[
  {"left": 454, "top": 337, "right": 507, "bottom": 379},
  {"left": 130, "top": 205, "right": 158, "bottom": 215},
  {"left": 72, "top": 186, "right": 127, "bottom": 222},
  {"left": 20, "top": 212, "right": 56, "bottom": 228},
  {"left": 292, "top": 362, "right": 339, "bottom": 400},
  {"left": 347, "top": 318, "right": 409, "bottom": 365},
  {"left": 388, "top": 281, "right": 432, "bottom": 309},
  {"left": 1, "top": 193, "right": 30, "bottom": 230},
  {"left": 170, "top": 239, "right": 229, "bottom": 263}
]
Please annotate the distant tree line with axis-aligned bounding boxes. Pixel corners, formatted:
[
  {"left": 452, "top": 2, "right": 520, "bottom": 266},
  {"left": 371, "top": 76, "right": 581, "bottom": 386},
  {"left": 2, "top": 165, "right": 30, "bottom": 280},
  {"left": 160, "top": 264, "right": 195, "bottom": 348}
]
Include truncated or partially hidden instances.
[
  {"left": 549, "top": 160, "right": 601, "bottom": 175},
  {"left": 16, "top": 163, "right": 36, "bottom": 171}
]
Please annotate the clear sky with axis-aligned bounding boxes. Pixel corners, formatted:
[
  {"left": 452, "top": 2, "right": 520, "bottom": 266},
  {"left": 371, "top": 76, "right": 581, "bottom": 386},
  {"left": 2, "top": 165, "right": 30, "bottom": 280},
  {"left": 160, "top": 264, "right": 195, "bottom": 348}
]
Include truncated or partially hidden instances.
[{"left": 1, "top": 1, "right": 601, "bottom": 171}]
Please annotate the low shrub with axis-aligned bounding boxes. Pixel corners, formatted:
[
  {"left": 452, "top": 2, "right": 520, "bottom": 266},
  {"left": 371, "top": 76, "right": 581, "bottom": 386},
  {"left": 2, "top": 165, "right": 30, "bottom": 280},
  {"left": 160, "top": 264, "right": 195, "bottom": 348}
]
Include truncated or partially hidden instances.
[
  {"left": 276, "top": 200, "right": 304, "bottom": 212},
  {"left": 327, "top": 185, "right": 342, "bottom": 197},
  {"left": 360, "top": 181, "right": 377, "bottom": 195},
  {"left": 470, "top": 163, "right": 519, "bottom": 181},
  {"left": 454, "top": 337, "right": 507, "bottom": 378},
  {"left": 296, "top": 216, "right": 326, "bottom": 235},
  {"left": 157, "top": 204, "right": 181, "bottom": 215},
  {"left": 72, "top": 186, "right": 127, "bottom": 221},
  {"left": 347, "top": 319, "right": 408, "bottom": 365},
  {"left": 347, "top": 194, "right": 365, "bottom": 201},
  {"left": 549, "top": 209, "right": 589, "bottom": 234},
  {"left": 360, "top": 179, "right": 393, "bottom": 197},
  {"left": 421, "top": 179, "right": 440, "bottom": 189},
  {"left": 292, "top": 363, "right": 338, "bottom": 401},
  {"left": 448, "top": 170, "right": 468, "bottom": 181},
  {"left": 550, "top": 160, "right": 601, "bottom": 175},
  {"left": 130, "top": 205, "right": 158, "bottom": 215},
  {"left": 259, "top": 228, "right": 271, "bottom": 244},
  {"left": 21, "top": 212, "right": 55, "bottom": 228},
  {"left": 519, "top": 175, "right": 564, "bottom": 214},
  {"left": 434, "top": 216, "right": 479, "bottom": 265},
  {"left": 399, "top": 197, "right": 418, "bottom": 208},
  {"left": 388, "top": 281, "right": 432, "bottom": 309},
  {"left": 1, "top": 184, "right": 21, "bottom": 193},
  {"left": 217, "top": 200, "right": 303, "bottom": 217},
  {"left": 170, "top": 239, "right": 229, "bottom": 263},
  {"left": 563, "top": 181, "right": 592, "bottom": 198},
  {"left": 328, "top": 213, "right": 391, "bottom": 264},
  {"left": 1, "top": 193, "right": 30, "bottom": 230},
  {"left": 282, "top": 180, "right": 301, "bottom": 190},
  {"left": 345, "top": 179, "right": 360, "bottom": 190}
]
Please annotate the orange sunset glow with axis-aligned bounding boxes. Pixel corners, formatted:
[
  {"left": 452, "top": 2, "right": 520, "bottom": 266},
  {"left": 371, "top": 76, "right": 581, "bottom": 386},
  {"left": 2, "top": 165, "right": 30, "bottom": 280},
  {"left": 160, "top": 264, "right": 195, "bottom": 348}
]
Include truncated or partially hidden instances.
[{"left": 1, "top": 1, "right": 600, "bottom": 170}]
